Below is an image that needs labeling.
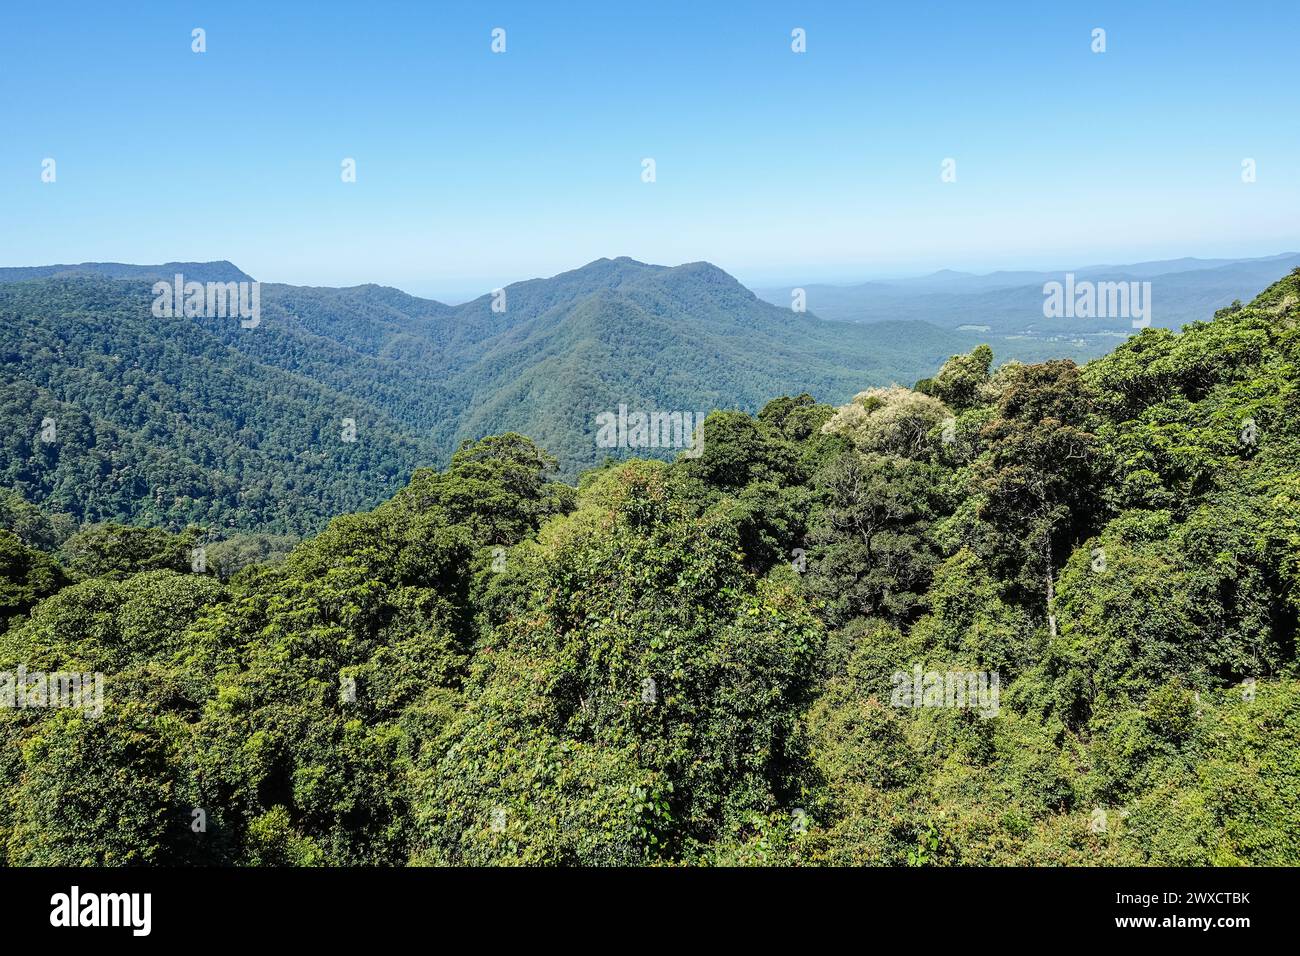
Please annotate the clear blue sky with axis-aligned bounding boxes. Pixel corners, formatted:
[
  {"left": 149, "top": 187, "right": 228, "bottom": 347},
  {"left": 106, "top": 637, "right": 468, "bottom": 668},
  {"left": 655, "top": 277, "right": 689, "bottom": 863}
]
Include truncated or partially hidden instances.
[{"left": 2, "top": 0, "right": 1297, "bottom": 299}]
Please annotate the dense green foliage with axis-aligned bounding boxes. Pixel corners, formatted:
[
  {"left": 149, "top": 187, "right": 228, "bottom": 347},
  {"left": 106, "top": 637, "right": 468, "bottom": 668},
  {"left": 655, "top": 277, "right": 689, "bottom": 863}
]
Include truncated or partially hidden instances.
[
  {"left": 0, "top": 259, "right": 1093, "bottom": 534},
  {"left": 0, "top": 275, "right": 432, "bottom": 535},
  {"left": 0, "top": 271, "right": 1297, "bottom": 866}
]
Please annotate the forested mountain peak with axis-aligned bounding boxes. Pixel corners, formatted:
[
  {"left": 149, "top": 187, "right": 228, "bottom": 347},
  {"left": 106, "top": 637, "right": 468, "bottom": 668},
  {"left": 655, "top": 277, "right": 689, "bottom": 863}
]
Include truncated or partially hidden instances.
[
  {"left": 0, "top": 256, "right": 1180, "bottom": 536},
  {"left": 0, "top": 260, "right": 253, "bottom": 284},
  {"left": 2, "top": 265, "right": 1297, "bottom": 867}
]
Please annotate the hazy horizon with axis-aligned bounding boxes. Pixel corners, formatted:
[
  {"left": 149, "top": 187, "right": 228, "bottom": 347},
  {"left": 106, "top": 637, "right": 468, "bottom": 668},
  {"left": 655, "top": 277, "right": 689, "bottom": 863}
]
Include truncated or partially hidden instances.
[
  {"left": 7, "top": 247, "right": 1297, "bottom": 308},
  {"left": 4, "top": 0, "right": 1298, "bottom": 295},
  {"left": 394, "top": 247, "right": 1300, "bottom": 303}
]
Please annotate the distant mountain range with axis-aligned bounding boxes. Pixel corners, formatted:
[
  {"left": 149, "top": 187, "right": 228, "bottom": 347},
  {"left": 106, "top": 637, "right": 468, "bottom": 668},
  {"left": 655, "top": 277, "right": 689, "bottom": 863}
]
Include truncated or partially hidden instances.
[
  {"left": 755, "top": 252, "right": 1300, "bottom": 334},
  {"left": 2, "top": 253, "right": 1290, "bottom": 534},
  {"left": 0, "top": 260, "right": 252, "bottom": 284}
]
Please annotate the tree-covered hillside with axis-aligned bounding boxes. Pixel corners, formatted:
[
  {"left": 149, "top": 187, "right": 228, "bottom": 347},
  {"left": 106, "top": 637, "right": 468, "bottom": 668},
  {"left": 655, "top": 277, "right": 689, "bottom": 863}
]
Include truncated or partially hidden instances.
[
  {"left": 1, "top": 269, "right": 1295, "bottom": 866},
  {"left": 0, "top": 277, "right": 434, "bottom": 535},
  {"left": 0, "top": 258, "right": 1104, "bottom": 535}
]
